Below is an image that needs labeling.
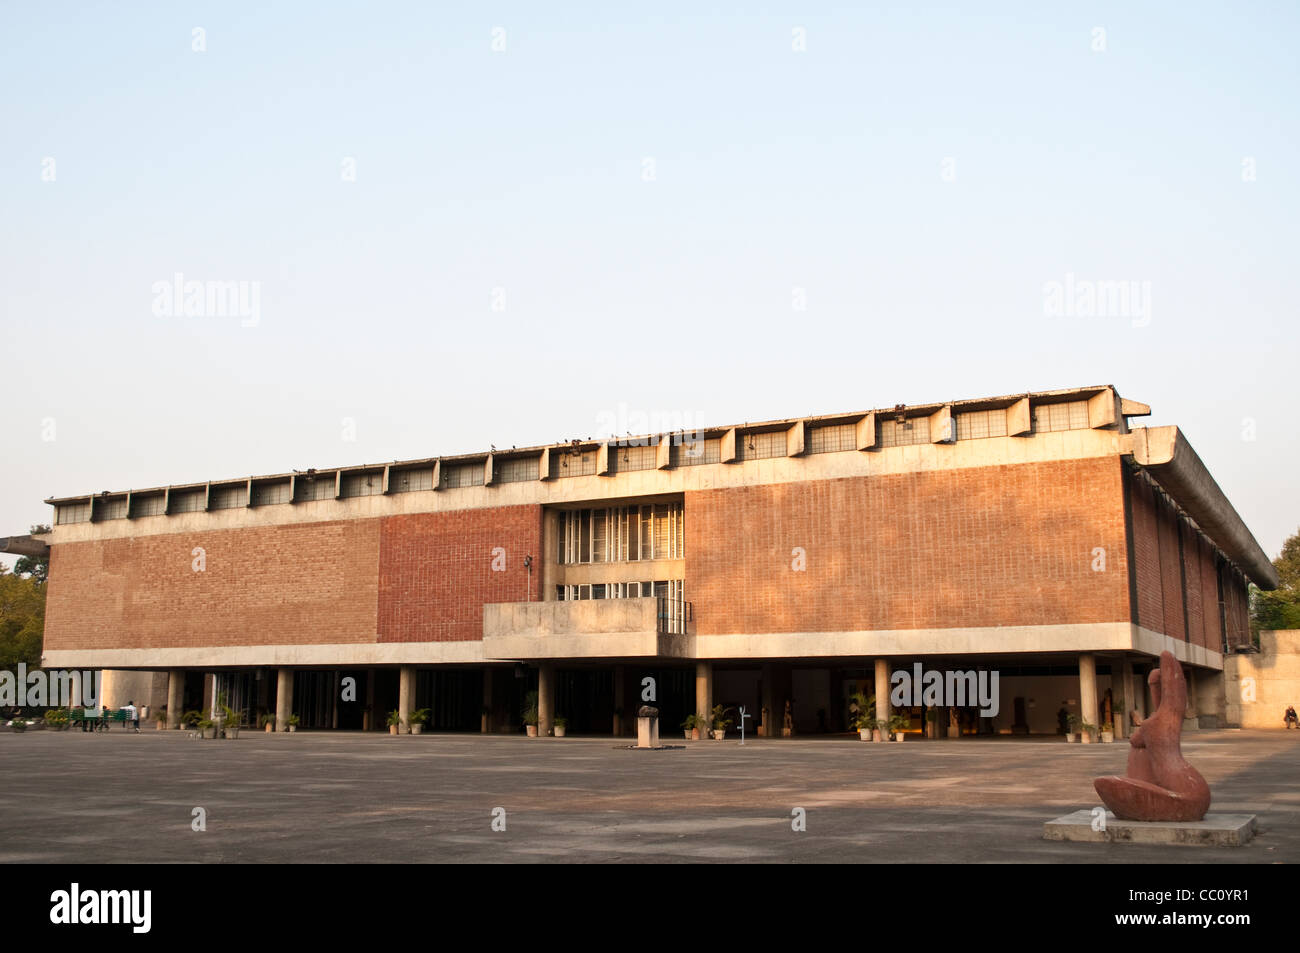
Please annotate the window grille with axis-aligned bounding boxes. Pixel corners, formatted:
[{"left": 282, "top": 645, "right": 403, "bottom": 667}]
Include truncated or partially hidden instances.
[
  {"left": 169, "top": 489, "right": 205, "bottom": 513},
  {"left": 209, "top": 484, "right": 247, "bottom": 510},
  {"left": 954, "top": 409, "right": 1009, "bottom": 440},
  {"left": 251, "top": 480, "right": 291, "bottom": 506},
  {"left": 440, "top": 462, "right": 486, "bottom": 489},
  {"left": 1031, "top": 400, "right": 1090, "bottom": 433},
  {"left": 97, "top": 497, "right": 128, "bottom": 520},
  {"left": 130, "top": 494, "right": 166, "bottom": 518},
  {"left": 556, "top": 502, "right": 684, "bottom": 565},
  {"left": 389, "top": 467, "right": 433, "bottom": 493},
  {"left": 340, "top": 472, "right": 383, "bottom": 498},
  {"left": 552, "top": 449, "right": 597, "bottom": 478},
  {"left": 55, "top": 501, "right": 91, "bottom": 525},
  {"left": 737, "top": 429, "right": 787, "bottom": 461},
  {"left": 496, "top": 456, "right": 539, "bottom": 484},
  {"left": 610, "top": 444, "right": 658, "bottom": 473},
  {"left": 295, "top": 474, "right": 337, "bottom": 501},
  {"left": 877, "top": 416, "right": 931, "bottom": 448},
  {"left": 807, "top": 423, "right": 855, "bottom": 454},
  {"left": 671, "top": 437, "right": 720, "bottom": 467}
]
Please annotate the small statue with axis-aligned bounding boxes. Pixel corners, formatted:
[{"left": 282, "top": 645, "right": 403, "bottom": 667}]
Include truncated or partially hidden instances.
[{"left": 1094, "top": 651, "right": 1210, "bottom": 822}]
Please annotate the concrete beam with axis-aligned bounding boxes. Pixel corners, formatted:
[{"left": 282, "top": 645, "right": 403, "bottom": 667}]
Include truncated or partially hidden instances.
[
  {"left": 786, "top": 421, "right": 805, "bottom": 457},
  {"left": 656, "top": 434, "right": 671, "bottom": 470},
  {"left": 538, "top": 663, "right": 555, "bottom": 736},
  {"left": 720, "top": 428, "right": 737, "bottom": 463},
  {"left": 596, "top": 443, "right": 609, "bottom": 476},
  {"left": 0, "top": 535, "right": 49, "bottom": 558},
  {"left": 855, "top": 413, "right": 876, "bottom": 450},
  {"left": 930, "top": 405, "right": 954, "bottom": 444},
  {"left": 1128, "top": 426, "right": 1278, "bottom": 588},
  {"left": 1008, "top": 397, "right": 1031, "bottom": 436}
]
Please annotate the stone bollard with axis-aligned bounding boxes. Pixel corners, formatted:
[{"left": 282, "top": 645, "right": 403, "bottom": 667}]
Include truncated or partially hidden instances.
[{"left": 637, "top": 705, "right": 659, "bottom": 749}]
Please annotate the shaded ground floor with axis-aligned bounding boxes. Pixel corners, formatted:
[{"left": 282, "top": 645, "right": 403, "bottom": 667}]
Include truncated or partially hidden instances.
[
  {"left": 100, "top": 650, "right": 1229, "bottom": 739},
  {"left": 0, "top": 729, "right": 1294, "bottom": 863}
]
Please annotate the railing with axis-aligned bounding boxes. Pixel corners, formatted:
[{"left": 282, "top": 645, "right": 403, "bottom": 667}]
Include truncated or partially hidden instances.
[{"left": 657, "top": 597, "right": 693, "bottom": 635}]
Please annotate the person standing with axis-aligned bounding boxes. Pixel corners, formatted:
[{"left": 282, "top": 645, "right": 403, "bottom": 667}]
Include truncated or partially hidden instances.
[{"left": 123, "top": 700, "right": 140, "bottom": 733}]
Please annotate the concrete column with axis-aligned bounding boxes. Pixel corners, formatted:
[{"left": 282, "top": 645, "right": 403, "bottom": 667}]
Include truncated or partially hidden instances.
[
  {"left": 695, "top": 662, "right": 713, "bottom": 728},
  {"left": 1184, "top": 667, "right": 1199, "bottom": 730},
  {"left": 1117, "top": 658, "right": 1135, "bottom": 740},
  {"left": 613, "top": 665, "right": 625, "bottom": 736},
  {"left": 398, "top": 666, "right": 415, "bottom": 734},
  {"left": 1078, "top": 654, "right": 1098, "bottom": 735},
  {"left": 1196, "top": 669, "right": 1225, "bottom": 728},
  {"left": 538, "top": 663, "right": 555, "bottom": 737},
  {"left": 275, "top": 668, "right": 294, "bottom": 732},
  {"left": 482, "top": 668, "right": 493, "bottom": 733},
  {"left": 166, "top": 670, "right": 184, "bottom": 729},
  {"left": 874, "top": 658, "right": 891, "bottom": 733},
  {"left": 760, "top": 663, "right": 774, "bottom": 737}
]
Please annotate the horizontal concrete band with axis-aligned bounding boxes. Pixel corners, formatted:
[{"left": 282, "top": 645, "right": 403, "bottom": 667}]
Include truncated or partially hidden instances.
[{"left": 42, "top": 623, "right": 1222, "bottom": 670}]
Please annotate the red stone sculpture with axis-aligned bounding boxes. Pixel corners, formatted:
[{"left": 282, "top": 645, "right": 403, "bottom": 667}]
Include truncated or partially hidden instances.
[{"left": 1093, "top": 651, "right": 1211, "bottom": 822}]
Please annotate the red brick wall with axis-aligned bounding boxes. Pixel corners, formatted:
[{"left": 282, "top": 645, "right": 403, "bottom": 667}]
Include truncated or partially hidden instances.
[
  {"left": 45, "top": 519, "right": 382, "bottom": 650},
  {"left": 685, "top": 457, "right": 1130, "bottom": 634},
  {"left": 1130, "top": 475, "right": 1164, "bottom": 631},
  {"left": 377, "top": 505, "right": 541, "bottom": 643}
]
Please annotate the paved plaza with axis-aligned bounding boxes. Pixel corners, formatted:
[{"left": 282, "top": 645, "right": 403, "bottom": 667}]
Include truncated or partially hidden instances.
[{"left": 2, "top": 729, "right": 1296, "bottom": 863}]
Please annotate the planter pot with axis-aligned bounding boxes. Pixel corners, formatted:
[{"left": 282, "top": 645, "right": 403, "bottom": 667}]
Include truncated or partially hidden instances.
[
  {"left": 1065, "top": 733, "right": 1077, "bottom": 743},
  {"left": 713, "top": 729, "right": 726, "bottom": 740},
  {"left": 872, "top": 730, "right": 884, "bottom": 742},
  {"left": 224, "top": 727, "right": 239, "bottom": 739},
  {"left": 156, "top": 721, "right": 166, "bottom": 731},
  {"left": 554, "top": 726, "right": 566, "bottom": 738},
  {"left": 691, "top": 728, "right": 700, "bottom": 741},
  {"left": 265, "top": 723, "right": 273, "bottom": 733},
  {"left": 684, "top": 730, "right": 693, "bottom": 740},
  {"left": 947, "top": 727, "right": 961, "bottom": 739},
  {"left": 526, "top": 725, "right": 538, "bottom": 738},
  {"left": 202, "top": 727, "right": 216, "bottom": 739},
  {"left": 894, "top": 733, "right": 905, "bottom": 742},
  {"left": 288, "top": 725, "right": 297, "bottom": 733},
  {"left": 1101, "top": 731, "right": 1114, "bottom": 744},
  {"left": 389, "top": 725, "right": 399, "bottom": 735},
  {"left": 859, "top": 729, "right": 871, "bottom": 741},
  {"left": 412, "top": 724, "right": 424, "bottom": 735},
  {"left": 1080, "top": 733, "right": 1093, "bottom": 744}
]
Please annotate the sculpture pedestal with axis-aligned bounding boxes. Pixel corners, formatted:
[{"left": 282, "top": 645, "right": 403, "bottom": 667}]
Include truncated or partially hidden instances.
[{"left": 1043, "top": 810, "right": 1257, "bottom": 847}]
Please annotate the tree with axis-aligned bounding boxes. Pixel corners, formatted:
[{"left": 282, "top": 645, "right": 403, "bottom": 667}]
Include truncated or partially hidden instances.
[
  {"left": 1251, "top": 528, "right": 1300, "bottom": 633},
  {"left": 0, "top": 567, "right": 44, "bottom": 671},
  {"left": 13, "top": 523, "right": 50, "bottom": 585}
]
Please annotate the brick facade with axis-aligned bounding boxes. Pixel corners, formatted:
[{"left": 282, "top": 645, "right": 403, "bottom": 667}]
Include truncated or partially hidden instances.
[
  {"left": 685, "top": 457, "right": 1131, "bottom": 635},
  {"left": 44, "top": 504, "right": 542, "bottom": 651},
  {"left": 377, "top": 505, "right": 541, "bottom": 643}
]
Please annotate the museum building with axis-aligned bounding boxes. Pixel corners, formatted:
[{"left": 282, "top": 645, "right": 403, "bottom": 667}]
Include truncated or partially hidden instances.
[{"left": 11, "top": 384, "right": 1277, "bottom": 739}]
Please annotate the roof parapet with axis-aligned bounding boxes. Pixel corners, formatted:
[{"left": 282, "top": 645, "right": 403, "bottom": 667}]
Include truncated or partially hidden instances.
[{"left": 1127, "top": 426, "right": 1278, "bottom": 589}]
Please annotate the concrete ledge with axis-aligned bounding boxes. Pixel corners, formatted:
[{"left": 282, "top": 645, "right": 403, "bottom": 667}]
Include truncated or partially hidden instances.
[{"left": 1043, "top": 810, "right": 1257, "bottom": 847}]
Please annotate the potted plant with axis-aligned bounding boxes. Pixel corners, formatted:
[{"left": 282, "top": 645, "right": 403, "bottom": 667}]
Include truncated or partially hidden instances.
[
  {"left": 182, "top": 710, "right": 203, "bottom": 732},
  {"left": 710, "top": 704, "right": 733, "bottom": 740},
  {"left": 220, "top": 704, "right": 240, "bottom": 739},
  {"left": 681, "top": 713, "right": 704, "bottom": 740},
  {"left": 260, "top": 712, "right": 275, "bottom": 733},
  {"left": 1078, "top": 720, "right": 1097, "bottom": 744},
  {"left": 9, "top": 712, "right": 27, "bottom": 733},
  {"left": 523, "top": 690, "right": 538, "bottom": 738},
  {"left": 1100, "top": 720, "right": 1114, "bottom": 744},
  {"left": 198, "top": 717, "right": 216, "bottom": 740},
  {"left": 154, "top": 707, "right": 167, "bottom": 731},
  {"left": 286, "top": 714, "right": 299, "bottom": 733},
  {"left": 386, "top": 709, "right": 402, "bottom": 736},
  {"left": 44, "top": 707, "right": 70, "bottom": 731},
  {"left": 1064, "top": 713, "right": 1079, "bottom": 742},
  {"left": 410, "top": 708, "right": 430, "bottom": 735},
  {"left": 889, "top": 713, "right": 910, "bottom": 742},
  {"left": 553, "top": 715, "right": 568, "bottom": 738}
]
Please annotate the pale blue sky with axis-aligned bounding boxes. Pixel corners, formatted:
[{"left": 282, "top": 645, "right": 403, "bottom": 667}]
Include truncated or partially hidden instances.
[{"left": 1, "top": 2, "right": 1296, "bottom": 560}]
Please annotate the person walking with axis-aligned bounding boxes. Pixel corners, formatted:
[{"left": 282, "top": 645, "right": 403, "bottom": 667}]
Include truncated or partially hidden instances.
[{"left": 123, "top": 700, "right": 140, "bottom": 733}]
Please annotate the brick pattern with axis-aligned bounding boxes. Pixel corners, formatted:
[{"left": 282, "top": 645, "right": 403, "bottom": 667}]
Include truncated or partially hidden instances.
[
  {"left": 686, "top": 458, "right": 1130, "bottom": 634},
  {"left": 1130, "top": 473, "right": 1165, "bottom": 631},
  {"left": 44, "top": 520, "right": 381, "bottom": 650},
  {"left": 377, "top": 505, "right": 541, "bottom": 643}
]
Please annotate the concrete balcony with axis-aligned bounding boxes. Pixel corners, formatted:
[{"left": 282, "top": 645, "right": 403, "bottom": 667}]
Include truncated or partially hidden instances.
[{"left": 482, "top": 597, "right": 693, "bottom": 660}]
